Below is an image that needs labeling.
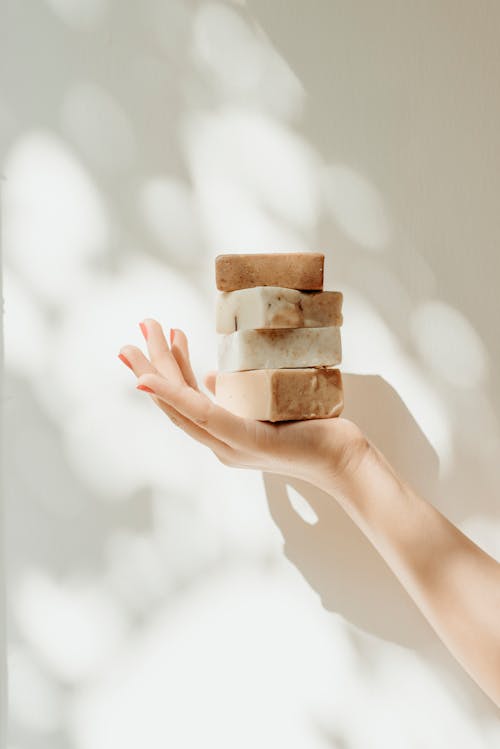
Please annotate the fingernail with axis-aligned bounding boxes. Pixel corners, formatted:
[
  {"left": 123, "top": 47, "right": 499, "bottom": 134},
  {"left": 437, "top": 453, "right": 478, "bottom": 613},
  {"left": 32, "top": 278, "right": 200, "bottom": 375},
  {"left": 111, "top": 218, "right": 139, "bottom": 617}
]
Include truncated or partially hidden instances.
[
  {"left": 137, "top": 384, "right": 155, "bottom": 393},
  {"left": 169, "top": 328, "right": 175, "bottom": 345},
  {"left": 118, "top": 353, "right": 133, "bottom": 370},
  {"left": 139, "top": 321, "right": 148, "bottom": 341}
]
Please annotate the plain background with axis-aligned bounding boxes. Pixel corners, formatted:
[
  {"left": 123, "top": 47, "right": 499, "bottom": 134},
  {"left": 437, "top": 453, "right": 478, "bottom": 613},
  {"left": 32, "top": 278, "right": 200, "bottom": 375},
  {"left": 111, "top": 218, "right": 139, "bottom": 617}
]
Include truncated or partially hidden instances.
[{"left": 2, "top": 0, "right": 500, "bottom": 746}]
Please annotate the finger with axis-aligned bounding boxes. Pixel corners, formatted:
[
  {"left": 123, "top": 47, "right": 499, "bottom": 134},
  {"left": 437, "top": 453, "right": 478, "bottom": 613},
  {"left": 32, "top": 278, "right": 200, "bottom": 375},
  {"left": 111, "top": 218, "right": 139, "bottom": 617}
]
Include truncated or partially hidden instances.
[
  {"left": 140, "top": 318, "right": 184, "bottom": 383},
  {"left": 203, "top": 370, "right": 217, "bottom": 396},
  {"left": 170, "top": 328, "right": 199, "bottom": 390},
  {"left": 119, "top": 344, "right": 185, "bottom": 423},
  {"left": 119, "top": 345, "right": 156, "bottom": 376},
  {"left": 136, "top": 371, "right": 265, "bottom": 450}
]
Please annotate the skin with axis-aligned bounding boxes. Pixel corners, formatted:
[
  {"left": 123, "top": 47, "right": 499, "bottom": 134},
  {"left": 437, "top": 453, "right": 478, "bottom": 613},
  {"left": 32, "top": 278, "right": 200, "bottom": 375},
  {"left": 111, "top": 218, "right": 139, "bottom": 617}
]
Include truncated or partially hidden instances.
[{"left": 119, "top": 318, "right": 500, "bottom": 708}]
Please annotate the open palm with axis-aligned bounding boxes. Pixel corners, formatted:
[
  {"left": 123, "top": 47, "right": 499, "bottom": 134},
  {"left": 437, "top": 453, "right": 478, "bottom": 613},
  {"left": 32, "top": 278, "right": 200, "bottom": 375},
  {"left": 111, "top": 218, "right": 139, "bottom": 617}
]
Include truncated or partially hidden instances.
[{"left": 119, "top": 319, "right": 367, "bottom": 487}]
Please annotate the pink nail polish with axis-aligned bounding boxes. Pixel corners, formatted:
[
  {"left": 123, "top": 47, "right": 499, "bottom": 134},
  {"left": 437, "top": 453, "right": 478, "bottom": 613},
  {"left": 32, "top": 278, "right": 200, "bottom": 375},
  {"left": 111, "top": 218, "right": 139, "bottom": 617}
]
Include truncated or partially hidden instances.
[
  {"left": 139, "top": 321, "right": 148, "bottom": 341},
  {"left": 137, "top": 384, "right": 155, "bottom": 393},
  {"left": 118, "top": 353, "right": 133, "bottom": 370}
]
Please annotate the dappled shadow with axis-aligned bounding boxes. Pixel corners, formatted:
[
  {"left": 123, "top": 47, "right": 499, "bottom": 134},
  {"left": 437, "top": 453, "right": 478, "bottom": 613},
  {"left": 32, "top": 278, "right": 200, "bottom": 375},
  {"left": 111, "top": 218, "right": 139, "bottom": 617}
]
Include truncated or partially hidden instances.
[{"left": 3, "top": 0, "right": 500, "bottom": 747}]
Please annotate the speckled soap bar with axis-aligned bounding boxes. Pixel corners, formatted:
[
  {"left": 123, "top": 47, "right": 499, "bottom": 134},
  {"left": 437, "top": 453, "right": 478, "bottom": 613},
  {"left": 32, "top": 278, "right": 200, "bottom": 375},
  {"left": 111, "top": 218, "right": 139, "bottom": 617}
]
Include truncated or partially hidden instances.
[
  {"left": 217, "top": 326, "right": 341, "bottom": 372},
  {"left": 215, "top": 252, "right": 324, "bottom": 292},
  {"left": 216, "top": 286, "right": 343, "bottom": 333},
  {"left": 215, "top": 367, "right": 343, "bottom": 421}
]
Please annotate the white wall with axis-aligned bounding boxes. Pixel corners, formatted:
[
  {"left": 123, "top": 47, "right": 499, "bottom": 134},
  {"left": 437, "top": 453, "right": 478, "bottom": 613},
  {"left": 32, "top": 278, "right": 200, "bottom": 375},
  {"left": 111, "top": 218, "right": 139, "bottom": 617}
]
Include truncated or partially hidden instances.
[
  {"left": 2, "top": 1, "right": 500, "bottom": 747},
  {"left": 1, "top": 182, "right": 6, "bottom": 749}
]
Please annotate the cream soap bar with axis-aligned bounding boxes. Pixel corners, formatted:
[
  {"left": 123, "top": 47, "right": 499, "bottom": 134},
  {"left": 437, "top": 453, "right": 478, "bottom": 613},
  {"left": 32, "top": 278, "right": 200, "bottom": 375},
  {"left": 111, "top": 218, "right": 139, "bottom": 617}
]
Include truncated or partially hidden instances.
[
  {"left": 215, "top": 367, "right": 344, "bottom": 421},
  {"left": 217, "top": 326, "right": 342, "bottom": 372},
  {"left": 216, "top": 286, "right": 343, "bottom": 333},
  {"left": 215, "top": 252, "right": 324, "bottom": 292}
]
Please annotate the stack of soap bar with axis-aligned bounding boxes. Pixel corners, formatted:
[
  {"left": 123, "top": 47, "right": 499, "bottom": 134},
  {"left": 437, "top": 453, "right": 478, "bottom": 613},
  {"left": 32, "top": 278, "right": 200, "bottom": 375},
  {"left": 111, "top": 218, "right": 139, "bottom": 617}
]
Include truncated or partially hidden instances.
[{"left": 214, "top": 252, "right": 344, "bottom": 422}]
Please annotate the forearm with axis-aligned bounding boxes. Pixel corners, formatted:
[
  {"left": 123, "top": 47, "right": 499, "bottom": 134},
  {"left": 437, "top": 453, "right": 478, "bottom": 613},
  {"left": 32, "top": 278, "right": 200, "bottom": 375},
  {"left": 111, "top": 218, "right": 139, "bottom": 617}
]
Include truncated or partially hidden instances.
[{"left": 318, "top": 442, "right": 500, "bottom": 707}]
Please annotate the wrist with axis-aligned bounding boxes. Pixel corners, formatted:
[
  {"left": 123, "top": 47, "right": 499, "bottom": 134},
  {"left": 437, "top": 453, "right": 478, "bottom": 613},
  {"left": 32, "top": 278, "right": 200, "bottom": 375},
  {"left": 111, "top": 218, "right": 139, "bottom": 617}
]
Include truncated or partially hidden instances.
[
  {"left": 317, "top": 435, "right": 404, "bottom": 511},
  {"left": 314, "top": 429, "right": 374, "bottom": 495}
]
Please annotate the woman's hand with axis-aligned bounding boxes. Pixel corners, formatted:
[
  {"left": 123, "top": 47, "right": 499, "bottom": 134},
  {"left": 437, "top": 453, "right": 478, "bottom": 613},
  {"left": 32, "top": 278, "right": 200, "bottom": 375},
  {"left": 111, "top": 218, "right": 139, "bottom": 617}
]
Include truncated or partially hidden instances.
[{"left": 118, "top": 318, "right": 370, "bottom": 489}]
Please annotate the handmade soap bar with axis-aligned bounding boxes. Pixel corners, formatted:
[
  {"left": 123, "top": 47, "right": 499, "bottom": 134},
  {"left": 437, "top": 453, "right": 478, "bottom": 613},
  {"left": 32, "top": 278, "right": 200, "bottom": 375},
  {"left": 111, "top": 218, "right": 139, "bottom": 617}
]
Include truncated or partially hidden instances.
[
  {"left": 215, "top": 367, "right": 343, "bottom": 421},
  {"left": 215, "top": 252, "right": 324, "bottom": 292},
  {"left": 216, "top": 286, "right": 343, "bottom": 333},
  {"left": 217, "top": 326, "right": 341, "bottom": 371}
]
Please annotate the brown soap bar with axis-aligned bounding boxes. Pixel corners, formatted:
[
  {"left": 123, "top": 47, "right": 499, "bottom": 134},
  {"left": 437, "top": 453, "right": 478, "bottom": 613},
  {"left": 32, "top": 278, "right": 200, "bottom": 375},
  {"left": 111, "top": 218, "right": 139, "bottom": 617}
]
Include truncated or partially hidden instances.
[
  {"left": 215, "top": 252, "right": 324, "bottom": 292},
  {"left": 215, "top": 367, "right": 343, "bottom": 422}
]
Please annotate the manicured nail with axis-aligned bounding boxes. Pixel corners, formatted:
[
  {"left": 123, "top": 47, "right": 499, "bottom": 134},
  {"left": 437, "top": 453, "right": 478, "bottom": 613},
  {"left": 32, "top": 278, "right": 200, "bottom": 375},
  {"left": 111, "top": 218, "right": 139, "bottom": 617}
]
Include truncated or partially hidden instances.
[
  {"left": 118, "top": 353, "right": 133, "bottom": 370},
  {"left": 169, "top": 328, "right": 175, "bottom": 345},
  {"left": 139, "top": 321, "right": 148, "bottom": 341},
  {"left": 137, "top": 384, "right": 155, "bottom": 393}
]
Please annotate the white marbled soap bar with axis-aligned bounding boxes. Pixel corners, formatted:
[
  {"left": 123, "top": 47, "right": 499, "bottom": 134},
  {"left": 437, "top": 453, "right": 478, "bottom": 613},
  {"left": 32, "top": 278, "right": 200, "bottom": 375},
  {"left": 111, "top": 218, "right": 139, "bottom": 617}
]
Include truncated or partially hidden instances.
[
  {"left": 217, "top": 326, "right": 342, "bottom": 372},
  {"left": 216, "top": 286, "right": 343, "bottom": 333}
]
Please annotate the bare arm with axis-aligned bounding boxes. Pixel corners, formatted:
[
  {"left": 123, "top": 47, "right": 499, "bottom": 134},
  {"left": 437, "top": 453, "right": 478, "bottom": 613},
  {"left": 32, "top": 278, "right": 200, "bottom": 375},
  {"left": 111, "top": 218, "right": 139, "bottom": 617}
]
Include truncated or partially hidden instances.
[
  {"left": 318, "top": 443, "right": 500, "bottom": 707},
  {"left": 119, "top": 319, "right": 500, "bottom": 707}
]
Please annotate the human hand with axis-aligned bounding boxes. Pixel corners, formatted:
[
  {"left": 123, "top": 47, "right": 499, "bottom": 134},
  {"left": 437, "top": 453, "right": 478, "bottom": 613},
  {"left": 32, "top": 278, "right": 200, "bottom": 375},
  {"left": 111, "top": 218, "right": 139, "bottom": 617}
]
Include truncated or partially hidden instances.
[{"left": 118, "top": 318, "right": 370, "bottom": 489}]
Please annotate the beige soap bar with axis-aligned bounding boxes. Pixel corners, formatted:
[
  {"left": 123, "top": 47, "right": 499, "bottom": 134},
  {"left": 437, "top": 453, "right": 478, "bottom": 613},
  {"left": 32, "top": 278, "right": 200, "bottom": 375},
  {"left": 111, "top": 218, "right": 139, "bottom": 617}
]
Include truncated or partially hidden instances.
[
  {"left": 218, "top": 326, "right": 341, "bottom": 372},
  {"left": 216, "top": 286, "right": 343, "bottom": 333},
  {"left": 216, "top": 252, "right": 324, "bottom": 292},
  {"left": 215, "top": 367, "right": 344, "bottom": 422}
]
